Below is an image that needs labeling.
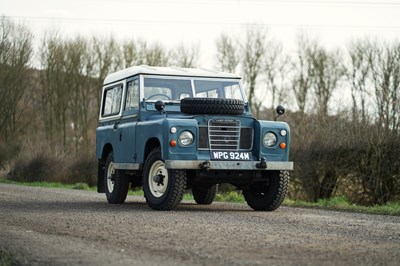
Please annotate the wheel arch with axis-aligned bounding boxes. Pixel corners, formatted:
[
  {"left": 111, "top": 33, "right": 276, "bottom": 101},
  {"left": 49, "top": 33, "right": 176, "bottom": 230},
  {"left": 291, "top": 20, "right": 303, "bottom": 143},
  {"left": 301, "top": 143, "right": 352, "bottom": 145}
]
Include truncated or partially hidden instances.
[
  {"left": 143, "top": 138, "right": 161, "bottom": 161},
  {"left": 101, "top": 143, "right": 113, "bottom": 162}
]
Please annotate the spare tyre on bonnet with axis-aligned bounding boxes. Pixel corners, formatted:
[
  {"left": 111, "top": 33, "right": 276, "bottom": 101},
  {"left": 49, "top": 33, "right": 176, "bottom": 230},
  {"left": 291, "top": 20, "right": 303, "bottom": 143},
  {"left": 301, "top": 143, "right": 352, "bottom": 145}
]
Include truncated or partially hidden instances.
[{"left": 180, "top": 98, "right": 245, "bottom": 115}]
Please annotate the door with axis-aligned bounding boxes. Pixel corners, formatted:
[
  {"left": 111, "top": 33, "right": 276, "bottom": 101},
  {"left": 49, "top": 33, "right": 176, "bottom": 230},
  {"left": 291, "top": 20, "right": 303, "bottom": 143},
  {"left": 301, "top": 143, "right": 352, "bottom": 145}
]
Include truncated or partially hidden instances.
[{"left": 115, "top": 77, "right": 140, "bottom": 163}]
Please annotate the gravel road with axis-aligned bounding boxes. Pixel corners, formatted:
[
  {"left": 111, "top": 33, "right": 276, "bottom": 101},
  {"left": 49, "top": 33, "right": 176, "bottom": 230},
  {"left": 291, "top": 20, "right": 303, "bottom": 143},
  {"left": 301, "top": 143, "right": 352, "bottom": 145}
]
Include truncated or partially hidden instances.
[{"left": 0, "top": 183, "right": 399, "bottom": 266}]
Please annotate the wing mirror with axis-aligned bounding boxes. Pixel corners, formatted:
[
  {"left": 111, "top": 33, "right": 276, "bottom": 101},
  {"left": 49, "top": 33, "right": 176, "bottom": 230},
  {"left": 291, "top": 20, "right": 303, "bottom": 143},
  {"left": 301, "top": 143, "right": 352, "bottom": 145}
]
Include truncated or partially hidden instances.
[
  {"left": 155, "top": 100, "right": 165, "bottom": 112},
  {"left": 275, "top": 105, "right": 285, "bottom": 121},
  {"left": 155, "top": 100, "right": 166, "bottom": 115}
]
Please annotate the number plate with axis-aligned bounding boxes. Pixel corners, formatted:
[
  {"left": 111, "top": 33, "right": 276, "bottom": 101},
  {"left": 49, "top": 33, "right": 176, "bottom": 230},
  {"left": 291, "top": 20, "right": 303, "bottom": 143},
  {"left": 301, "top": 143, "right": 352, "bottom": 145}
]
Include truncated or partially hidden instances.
[{"left": 210, "top": 150, "right": 252, "bottom": 161}]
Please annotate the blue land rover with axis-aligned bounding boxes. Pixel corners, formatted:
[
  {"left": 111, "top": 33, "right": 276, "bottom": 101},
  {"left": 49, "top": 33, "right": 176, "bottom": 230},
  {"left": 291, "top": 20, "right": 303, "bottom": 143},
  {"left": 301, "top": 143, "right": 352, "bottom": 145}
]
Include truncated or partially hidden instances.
[{"left": 96, "top": 66, "right": 293, "bottom": 211}]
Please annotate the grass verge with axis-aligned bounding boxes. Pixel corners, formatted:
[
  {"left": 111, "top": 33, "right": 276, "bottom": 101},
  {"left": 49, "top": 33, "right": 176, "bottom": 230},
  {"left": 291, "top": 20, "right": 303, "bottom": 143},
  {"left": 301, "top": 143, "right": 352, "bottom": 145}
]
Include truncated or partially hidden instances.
[
  {"left": 0, "top": 248, "right": 16, "bottom": 266},
  {"left": 1, "top": 179, "right": 399, "bottom": 216},
  {"left": 0, "top": 179, "right": 96, "bottom": 191},
  {"left": 283, "top": 196, "right": 400, "bottom": 216}
]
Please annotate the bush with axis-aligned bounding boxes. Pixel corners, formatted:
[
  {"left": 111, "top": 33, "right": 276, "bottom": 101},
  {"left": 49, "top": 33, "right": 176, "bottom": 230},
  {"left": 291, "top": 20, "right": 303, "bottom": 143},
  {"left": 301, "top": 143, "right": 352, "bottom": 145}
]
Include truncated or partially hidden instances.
[
  {"left": 0, "top": 141, "right": 21, "bottom": 169},
  {"left": 286, "top": 111, "right": 400, "bottom": 205},
  {"left": 9, "top": 154, "right": 62, "bottom": 182},
  {"left": 8, "top": 153, "right": 97, "bottom": 186},
  {"left": 63, "top": 155, "right": 97, "bottom": 186}
]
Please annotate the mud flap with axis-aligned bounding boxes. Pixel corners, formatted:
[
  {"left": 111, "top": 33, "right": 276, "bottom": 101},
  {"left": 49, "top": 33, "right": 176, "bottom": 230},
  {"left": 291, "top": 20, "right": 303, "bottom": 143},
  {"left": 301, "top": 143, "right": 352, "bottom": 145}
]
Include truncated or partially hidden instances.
[{"left": 97, "top": 161, "right": 105, "bottom": 193}]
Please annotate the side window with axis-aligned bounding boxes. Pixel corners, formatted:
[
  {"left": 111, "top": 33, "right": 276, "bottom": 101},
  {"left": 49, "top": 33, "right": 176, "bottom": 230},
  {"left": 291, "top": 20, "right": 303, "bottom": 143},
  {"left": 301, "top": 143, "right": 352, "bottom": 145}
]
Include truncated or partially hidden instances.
[
  {"left": 124, "top": 79, "right": 139, "bottom": 111},
  {"left": 102, "top": 85, "right": 123, "bottom": 116}
]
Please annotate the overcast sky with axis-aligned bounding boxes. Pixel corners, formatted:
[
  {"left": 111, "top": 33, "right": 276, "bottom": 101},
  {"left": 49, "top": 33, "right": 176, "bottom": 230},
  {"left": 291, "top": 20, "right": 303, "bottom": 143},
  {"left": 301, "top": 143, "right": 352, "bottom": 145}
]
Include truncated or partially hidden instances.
[{"left": 2, "top": 0, "right": 400, "bottom": 67}]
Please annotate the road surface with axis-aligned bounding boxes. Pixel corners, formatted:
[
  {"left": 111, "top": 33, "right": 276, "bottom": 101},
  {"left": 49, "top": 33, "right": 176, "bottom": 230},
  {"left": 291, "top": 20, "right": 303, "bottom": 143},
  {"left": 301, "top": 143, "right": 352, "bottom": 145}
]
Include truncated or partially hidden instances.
[{"left": 0, "top": 184, "right": 399, "bottom": 265}]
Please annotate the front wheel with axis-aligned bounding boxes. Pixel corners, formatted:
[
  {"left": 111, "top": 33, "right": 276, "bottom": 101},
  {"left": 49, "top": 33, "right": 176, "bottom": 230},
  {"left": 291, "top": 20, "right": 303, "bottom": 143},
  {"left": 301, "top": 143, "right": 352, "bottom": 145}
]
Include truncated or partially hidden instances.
[
  {"left": 104, "top": 152, "right": 129, "bottom": 204},
  {"left": 243, "top": 171, "right": 289, "bottom": 211},
  {"left": 142, "top": 148, "right": 187, "bottom": 211}
]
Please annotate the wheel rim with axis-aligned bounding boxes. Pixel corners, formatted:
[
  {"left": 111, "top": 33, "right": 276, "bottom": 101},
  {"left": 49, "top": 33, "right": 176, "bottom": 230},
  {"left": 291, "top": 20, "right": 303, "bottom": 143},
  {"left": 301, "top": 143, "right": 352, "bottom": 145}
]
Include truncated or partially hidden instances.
[
  {"left": 106, "top": 162, "right": 115, "bottom": 193},
  {"left": 148, "top": 160, "right": 168, "bottom": 198}
]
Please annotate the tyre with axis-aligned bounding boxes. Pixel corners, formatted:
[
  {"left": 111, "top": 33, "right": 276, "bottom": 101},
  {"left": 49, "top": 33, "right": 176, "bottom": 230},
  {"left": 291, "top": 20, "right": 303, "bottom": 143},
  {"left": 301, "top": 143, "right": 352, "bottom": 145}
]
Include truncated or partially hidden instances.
[
  {"left": 104, "top": 152, "right": 129, "bottom": 204},
  {"left": 192, "top": 184, "right": 218, "bottom": 205},
  {"left": 180, "top": 98, "right": 244, "bottom": 115},
  {"left": 243, "top": 171, "right": 289, "bottom": 211},
  {"left": 142, "top": 148, "right": 186, "bottom": 211}
]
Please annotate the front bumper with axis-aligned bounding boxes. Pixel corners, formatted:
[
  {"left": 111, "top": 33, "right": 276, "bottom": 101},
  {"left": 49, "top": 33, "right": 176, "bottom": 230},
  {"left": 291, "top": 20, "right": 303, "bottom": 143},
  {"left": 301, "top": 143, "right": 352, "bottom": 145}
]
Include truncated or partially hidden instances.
[{"left": 164, "top": 160, "right": 293, "bottom": 171}]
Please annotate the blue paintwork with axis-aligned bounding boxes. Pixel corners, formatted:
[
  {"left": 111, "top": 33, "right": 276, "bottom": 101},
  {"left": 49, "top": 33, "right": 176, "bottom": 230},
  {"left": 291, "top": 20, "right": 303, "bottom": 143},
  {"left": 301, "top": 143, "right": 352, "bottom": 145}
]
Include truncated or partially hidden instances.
[{"left": 96, "top": 74, "right": 291, "bottom": 167}]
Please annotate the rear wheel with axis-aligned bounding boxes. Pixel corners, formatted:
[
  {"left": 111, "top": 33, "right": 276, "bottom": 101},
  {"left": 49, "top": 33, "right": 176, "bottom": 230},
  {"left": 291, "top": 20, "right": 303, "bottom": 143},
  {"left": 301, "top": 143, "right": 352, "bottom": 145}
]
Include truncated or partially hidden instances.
[
  {"left": 104, "top": 152, "right": 129, "bottom": 204},
  {"left": 243, "top": 171, "right": 289, "bottom": 211},
  {"left": 142, "top": 148, "right": 186, "bottom": 210},
  {"left": 192, "top": 184, "right": 218, "bottom": 205}
]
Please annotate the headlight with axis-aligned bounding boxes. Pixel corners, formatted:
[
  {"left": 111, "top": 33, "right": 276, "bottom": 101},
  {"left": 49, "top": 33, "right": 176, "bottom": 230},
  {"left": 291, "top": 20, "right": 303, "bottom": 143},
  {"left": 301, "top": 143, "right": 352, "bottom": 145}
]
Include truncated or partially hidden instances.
[
  {"left": 263, "top": 132, "right": 277, "bottom": 147},
  {"left": 178, "top": 131, "right": 194, "bottom": 146}
]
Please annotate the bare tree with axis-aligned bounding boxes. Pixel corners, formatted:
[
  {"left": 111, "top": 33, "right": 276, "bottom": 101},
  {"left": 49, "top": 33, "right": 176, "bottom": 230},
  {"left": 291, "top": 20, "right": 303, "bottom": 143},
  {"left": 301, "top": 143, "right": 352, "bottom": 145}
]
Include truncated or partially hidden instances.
[
  {"left": 121, "top": 38, "right": 166, "bottom": 67},
  {"left": 91, "top": 36, "right": 120, "bottom": 110},
  {"left": 368, "top": 41, "right": 400, "bottom": 132},
  {"left": 64, "top": 36, "right": 95, "bottom": 151},
  {"left": 216, "top": 29, "right": 285, "bottom": 118},
  {"left": 362, "top": 40, "right": 400, "bottom": 203},
  {"left": 138, "top": 41, "right": 169, "bottom": 66},
  {"left": 240, "top": 27, "right": 267, "bottom": 114},
  {"left": 309, "top": 45, "right": 345, "bottom": 199},
  {"left": 170, "top": 43, "right": 198, "bottom": 68},
  {"left": 39, "top": 32, "right": 69, "bottom": 149},
  {"left": 0, "top": 16, "right": 33, "bottom": 143},
  {"left": 291, "top": 34, "right": 314, "bottom": 116},
  {"left": 346, "top": 39, "right": 371, "bottom": 123},
  {"left": 289, "top": 34, "right": 347, "bottom": 200},
  {"left": 122, "top": 39, "right": 138, "bottom": 68},
  {"left": 215, "top": 33, "right": 239, "bottom": 73},
  {"left": 309, "top": 46, "right": 345, "bottom": 116},
  {"left": 291, "top": 35, "right": 345, "bottom": 116},
  {"left": 263, "top": 41, "right": 291, "bottom": 114}
]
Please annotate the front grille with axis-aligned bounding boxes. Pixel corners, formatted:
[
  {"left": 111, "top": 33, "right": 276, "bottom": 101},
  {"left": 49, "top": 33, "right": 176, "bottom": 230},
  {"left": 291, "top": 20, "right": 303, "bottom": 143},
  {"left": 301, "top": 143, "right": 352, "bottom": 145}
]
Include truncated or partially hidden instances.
[
  {"left": 208, "top": 119, "right": 240, "bottom": 150},
  {"left": 198, "top": 120, "right": 253, "bottom": 150}
]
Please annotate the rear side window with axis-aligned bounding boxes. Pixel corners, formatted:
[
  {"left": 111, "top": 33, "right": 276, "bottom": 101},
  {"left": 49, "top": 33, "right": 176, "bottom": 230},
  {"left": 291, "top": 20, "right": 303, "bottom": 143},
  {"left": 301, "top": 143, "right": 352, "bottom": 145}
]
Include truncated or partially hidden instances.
[{"left": 102, "top": 85, "right": 123, "bottom": 116}]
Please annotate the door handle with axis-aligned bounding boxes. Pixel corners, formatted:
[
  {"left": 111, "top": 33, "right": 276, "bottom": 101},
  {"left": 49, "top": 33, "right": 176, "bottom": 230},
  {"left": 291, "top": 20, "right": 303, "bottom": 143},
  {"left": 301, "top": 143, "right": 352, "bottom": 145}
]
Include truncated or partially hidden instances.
[{"left": 113, "top": 122, "right": 120, "bottom": 130}]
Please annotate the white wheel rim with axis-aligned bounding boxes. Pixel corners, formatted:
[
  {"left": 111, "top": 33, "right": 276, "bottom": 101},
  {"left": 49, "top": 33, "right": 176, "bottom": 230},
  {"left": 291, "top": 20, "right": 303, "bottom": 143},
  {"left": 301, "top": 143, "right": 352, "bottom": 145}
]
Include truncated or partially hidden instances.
[
  {"left": 106, "top": 162, "right": 115, "bottom": 193},
  {"left": 148, "top": 160, "right": 168, "bottom": 198}
]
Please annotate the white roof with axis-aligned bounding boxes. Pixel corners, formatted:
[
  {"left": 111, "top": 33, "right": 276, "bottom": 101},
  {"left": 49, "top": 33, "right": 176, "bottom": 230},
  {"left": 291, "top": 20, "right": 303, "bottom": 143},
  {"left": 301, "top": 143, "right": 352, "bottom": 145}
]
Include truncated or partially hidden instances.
[{"left": 104, "top": 65, "right": 241, "bottom": 85}]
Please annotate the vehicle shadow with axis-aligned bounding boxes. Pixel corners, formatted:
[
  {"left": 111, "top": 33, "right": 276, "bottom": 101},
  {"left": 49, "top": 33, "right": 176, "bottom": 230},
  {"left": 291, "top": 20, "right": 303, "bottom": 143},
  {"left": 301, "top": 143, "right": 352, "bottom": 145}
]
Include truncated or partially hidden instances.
[
  {"left": 2, "top": 198, "right": 252, "bottom": 214},
  {"left": 124, "top": 200, "right": 252, "bottom": 212}
]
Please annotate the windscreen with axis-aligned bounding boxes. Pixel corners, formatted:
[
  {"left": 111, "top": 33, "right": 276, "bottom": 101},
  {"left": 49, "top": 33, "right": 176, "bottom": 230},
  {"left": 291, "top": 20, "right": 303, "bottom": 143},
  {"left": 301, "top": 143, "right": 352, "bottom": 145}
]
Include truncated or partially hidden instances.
[
  {"left": 193, "top": 80, "right": 244, "bottom": 101},
  {"left": 143, "top": 78, "right": 192, "bottom": 101},
  {"left": 143, "top": 77, "right": 244, "bottom": 102}
]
